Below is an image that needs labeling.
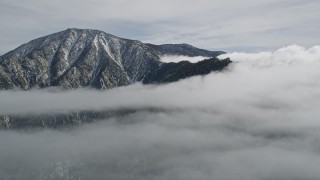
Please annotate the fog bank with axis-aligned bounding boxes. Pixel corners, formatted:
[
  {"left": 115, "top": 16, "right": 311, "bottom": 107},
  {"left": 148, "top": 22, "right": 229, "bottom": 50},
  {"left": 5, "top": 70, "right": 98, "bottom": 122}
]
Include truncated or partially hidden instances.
[{"left": 1, "top": 45, "right": 320, "bottom": 179}]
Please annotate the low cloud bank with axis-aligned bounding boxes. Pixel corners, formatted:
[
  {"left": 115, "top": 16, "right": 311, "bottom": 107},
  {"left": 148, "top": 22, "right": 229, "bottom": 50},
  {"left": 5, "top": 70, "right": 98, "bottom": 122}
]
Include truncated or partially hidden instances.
[
  {"left": 219, "top": 44, "right": 320, "bottom": 66},
  {"left": 1, "top": 45, "right": 320, "bottom": 179},
  {"left": 159, "top": 55, "right": 211, "bottom": 63}
]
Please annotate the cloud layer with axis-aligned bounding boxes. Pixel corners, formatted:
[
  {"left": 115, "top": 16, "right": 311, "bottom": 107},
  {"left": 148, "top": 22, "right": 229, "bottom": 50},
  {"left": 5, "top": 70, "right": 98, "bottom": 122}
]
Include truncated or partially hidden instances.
[{"left": 1, "top": 45, "right": 320, "bottom": 179}]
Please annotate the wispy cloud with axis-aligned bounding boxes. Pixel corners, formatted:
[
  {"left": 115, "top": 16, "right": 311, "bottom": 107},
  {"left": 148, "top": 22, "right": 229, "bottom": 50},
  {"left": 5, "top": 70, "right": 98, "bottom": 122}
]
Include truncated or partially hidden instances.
[{"left": 159, "top": 55, "right": 211, "bottom": 63}]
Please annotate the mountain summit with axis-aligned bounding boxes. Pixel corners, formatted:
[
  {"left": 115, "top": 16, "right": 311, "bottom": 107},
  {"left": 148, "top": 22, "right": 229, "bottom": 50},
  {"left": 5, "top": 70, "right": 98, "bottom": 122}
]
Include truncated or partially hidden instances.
[{"left": 0, "top": 28, "right": 230, "bottom": 90}]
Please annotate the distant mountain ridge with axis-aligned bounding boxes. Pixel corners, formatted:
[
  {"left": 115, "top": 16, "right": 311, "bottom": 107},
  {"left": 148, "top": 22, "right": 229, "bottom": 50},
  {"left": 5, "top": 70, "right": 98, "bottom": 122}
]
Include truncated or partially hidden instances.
[
  {"left": 0, "top": 28, "right": 231, "bottom": 90},
  {"left": 146, "top": 43, "right": 224, "bottom": 57}
]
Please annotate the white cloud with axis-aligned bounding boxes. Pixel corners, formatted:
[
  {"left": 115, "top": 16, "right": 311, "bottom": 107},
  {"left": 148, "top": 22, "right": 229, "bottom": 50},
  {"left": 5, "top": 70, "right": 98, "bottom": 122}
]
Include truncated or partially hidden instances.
[
  {"left": 1, "top": 45, "right": 320, "bottom": 178},
  {"left": 159, "top": 55, "right": 211, "bottom": 63},
  {"left": 1, "top": 45, "right": 320, "bottom": 115},
  {"left": 219, "top": 45, "right": 320, "bottom": 67}
]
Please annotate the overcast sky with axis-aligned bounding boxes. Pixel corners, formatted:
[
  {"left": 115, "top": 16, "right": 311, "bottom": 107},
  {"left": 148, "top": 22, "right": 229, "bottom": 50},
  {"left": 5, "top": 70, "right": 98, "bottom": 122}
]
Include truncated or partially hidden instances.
[{"left": 0, "top": 0, "right": 319, "bottom": 54}]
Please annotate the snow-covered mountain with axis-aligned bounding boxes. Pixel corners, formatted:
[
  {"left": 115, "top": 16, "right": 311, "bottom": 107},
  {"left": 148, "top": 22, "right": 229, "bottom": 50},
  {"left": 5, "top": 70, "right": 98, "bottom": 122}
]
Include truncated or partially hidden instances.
[{"left": 0, "top": 28, "right": 229, "bottom": 90}]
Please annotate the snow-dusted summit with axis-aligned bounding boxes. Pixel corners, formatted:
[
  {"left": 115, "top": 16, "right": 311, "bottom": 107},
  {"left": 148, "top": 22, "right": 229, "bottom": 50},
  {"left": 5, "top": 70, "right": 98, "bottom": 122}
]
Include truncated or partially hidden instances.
[{"left": 0, "top": 28, "right": 229, "bottom": 90}]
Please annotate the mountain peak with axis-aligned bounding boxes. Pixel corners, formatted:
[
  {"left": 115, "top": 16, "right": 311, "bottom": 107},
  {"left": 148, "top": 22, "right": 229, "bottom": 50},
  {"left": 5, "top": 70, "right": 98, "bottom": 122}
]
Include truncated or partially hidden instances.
[
  {"left": 0, "top": 29, "right": 230, "bottom": 90},
  {"left": 64, "top": 28, "right": 115, "bottom": 37}
]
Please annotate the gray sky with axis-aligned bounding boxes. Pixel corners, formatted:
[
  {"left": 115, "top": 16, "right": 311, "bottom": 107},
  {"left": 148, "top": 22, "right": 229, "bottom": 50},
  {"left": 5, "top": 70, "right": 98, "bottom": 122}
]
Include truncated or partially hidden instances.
[{"left": 0, "top": 0, "right": 319, "bottom": 54}]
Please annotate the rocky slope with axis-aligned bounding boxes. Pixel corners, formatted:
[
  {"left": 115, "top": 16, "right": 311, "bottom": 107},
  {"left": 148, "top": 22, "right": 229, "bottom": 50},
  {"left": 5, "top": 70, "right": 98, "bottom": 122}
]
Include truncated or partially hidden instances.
[{"left": 0, "top": 28, "right": 230, "bottom": 90}]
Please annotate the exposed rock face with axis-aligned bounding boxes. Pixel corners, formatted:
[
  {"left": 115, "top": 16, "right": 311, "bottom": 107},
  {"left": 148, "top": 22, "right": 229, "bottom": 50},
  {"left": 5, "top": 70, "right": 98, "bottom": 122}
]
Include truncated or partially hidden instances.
[{"left": 0, "top": 28, "right": 230, "bottom": 90}]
